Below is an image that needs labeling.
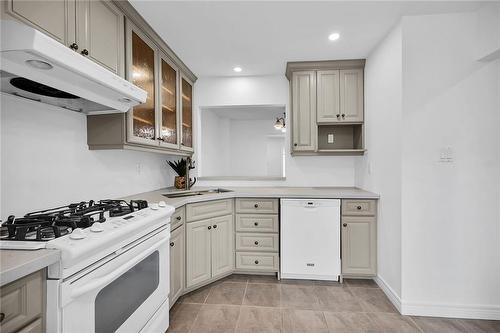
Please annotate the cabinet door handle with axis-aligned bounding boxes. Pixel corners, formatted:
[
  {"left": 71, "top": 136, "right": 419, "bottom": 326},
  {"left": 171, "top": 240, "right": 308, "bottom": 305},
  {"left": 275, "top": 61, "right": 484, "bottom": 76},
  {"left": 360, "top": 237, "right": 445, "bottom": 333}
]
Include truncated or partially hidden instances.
[
  {"left": 176, "top": 216, "right": 182, "bottom": 221},
  {"left": 254, "top": 204, "right": 259, "bottom": 208},
  {"left": 294, "top": 143, "right": 297, "bottom": 147},
  {"left": 213, "top": 225, "right": 217, "bottom": 229},
  {"left": 342, "top": 114, "right": 345, "bottom": 119},
  {"left": 336, "top": 114, "right": 340, "bottom": 119},
  {"left": 208, "top": 226, "right": 212, "bottom": 230},
  {"left": 0, "top": 312, "right": 4, "bottom": 323},
  {"left": 343, "top": 223, "right": 347, "bottom": 227},
  {"left": 254, "top": 241, "right": 259, "bottom": 245},
  {"left": 254, "top": 222, "right": 259, "bottom": 226},
  {"left": 81, "top": 49, "right": 89, "bottom": 56},
  {"left": 69, "top": 42, "right": 78, "bottom": 50},
  {"left": 254, "top": 260, "right": 259, "bottom": 265},
  {"left": 170, "top": 242, "right": 174, "bottom": 247}
]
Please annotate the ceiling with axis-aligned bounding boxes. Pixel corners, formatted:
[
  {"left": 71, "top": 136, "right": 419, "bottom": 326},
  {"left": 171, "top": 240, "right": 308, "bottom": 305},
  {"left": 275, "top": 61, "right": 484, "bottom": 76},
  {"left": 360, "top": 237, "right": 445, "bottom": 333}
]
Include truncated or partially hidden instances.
[
  {"left": 203, "top": 105, "right": 285, "bottom": 120},
  {"left": 130, "top": 1, "right": 483, "bottom": 77}
]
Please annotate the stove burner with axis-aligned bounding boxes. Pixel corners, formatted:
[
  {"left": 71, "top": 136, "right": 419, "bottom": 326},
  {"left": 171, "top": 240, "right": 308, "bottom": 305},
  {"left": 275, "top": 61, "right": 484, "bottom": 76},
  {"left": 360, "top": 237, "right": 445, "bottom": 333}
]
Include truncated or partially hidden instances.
[{"left": 0, "top": 199, "right": 148, "bottom": 242}]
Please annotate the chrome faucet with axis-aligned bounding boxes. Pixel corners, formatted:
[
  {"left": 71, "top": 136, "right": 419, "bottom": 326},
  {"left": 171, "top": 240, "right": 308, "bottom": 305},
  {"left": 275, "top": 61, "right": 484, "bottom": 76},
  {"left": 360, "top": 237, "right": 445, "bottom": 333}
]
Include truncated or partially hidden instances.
[{"left": 185, "top": 157, "right": 196, "bottom": 190}]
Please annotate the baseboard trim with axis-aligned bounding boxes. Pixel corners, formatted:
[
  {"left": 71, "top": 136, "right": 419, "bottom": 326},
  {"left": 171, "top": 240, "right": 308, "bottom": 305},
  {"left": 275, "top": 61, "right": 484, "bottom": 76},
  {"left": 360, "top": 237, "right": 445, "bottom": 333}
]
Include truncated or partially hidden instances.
[
  {"left": 401, "top": 301, "right": 500, "bottom": 320},
  {"left": 374, "top": 276, "right": 500, "bottom": 320},
  {"left": 374, "top": 275, "right": 402, "bottom": 313}
]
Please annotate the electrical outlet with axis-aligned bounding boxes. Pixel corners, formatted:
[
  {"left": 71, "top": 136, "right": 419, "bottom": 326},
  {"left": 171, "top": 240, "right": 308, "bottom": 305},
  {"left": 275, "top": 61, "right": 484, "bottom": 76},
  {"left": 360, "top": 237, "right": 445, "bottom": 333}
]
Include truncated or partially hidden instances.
[{"left": 327, "top": 133, "right": 334, "bottom": 144}]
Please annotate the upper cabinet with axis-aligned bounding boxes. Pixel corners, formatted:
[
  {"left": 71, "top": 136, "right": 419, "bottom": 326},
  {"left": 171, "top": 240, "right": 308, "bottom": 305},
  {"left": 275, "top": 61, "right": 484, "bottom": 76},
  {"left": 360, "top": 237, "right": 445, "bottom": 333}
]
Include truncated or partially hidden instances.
[
  {"left": 286, "top": 60, "right": 365, "bottom": 156},
  {"left": 181, "top": 76, "right": 194, "bottom": 151},
  {"left": 127, "top": 23, "right": 158, "bottom": 146},
  {"left": 292, "top": 71, "right": 317, "bottom": 152},
  {"left": 84, "top": 2, "right": 197, "bottom": 156},
  {"left": 76, "top": 0, "right": 124, "bottom": 75},
  {"left": 4, "top": 0, "right": 124, "bottom": 76}
]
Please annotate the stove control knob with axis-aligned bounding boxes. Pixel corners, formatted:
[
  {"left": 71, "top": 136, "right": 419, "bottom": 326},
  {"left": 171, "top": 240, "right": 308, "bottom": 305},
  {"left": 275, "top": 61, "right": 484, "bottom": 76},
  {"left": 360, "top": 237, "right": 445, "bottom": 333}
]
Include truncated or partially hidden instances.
[
  {"left": 150, "top": 203, "right": 159, "bottom": 210},
  {"left": 90, "top": 223, "right": 104, "bottom": 233},
  {"left": 70, "top": 228, "right": 86, "bottom": 240},
  {"left": 158, "top": 201, "right": 167, "bottom": 207}
]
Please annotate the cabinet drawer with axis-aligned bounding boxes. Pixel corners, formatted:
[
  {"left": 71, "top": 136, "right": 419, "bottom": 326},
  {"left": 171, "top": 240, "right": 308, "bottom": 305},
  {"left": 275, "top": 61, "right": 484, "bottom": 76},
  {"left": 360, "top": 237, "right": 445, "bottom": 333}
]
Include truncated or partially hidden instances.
[
  {"left": 186, "top": 199, "right": 233, "bottom": 222},
  {"left": 236, "top": 214, "right": 278, "bottom": 233},
  {"left": 342, "top": 200, "right": 376, "bottom": 216},
  {"left": 170, "top": 206, "right": 185, "bottom": 231},
  {"left": 0, "top": 270, "right": 43, "bottom": 333},
  {"left": 235, "top": 198, "right": 279, "bottom": 214},
  {"left": 236, "top": 233, "right": 278, "bottom": 252},
  {"left": 236, "top": 252, "right": 279, "bottom": 271}
]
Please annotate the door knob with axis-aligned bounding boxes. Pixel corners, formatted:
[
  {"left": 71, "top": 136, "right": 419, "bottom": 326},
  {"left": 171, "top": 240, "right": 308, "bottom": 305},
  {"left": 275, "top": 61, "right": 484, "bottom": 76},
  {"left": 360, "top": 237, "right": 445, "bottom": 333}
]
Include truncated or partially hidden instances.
[
  {"left": 254, "top": 260, "right": 259, "bottom": 265},
  {"left": 343, "top": 223, "right": 347, "bottom": 227},
  {"left": 254, "top": 204, "right": 259, "bottom": 208},
  {"left": 170, "top": 242, "right": 174, "bottom": 247},
  {"left": 213, "top": 225, "right": 217, "bottom": 229},
  {"left": 336, "top": 114, "right": 340, "bottom": 119},
  {"left": 208, "top": 226, "right": 212, "bottom": 230},
  {"left": 342, "top": 114, "right": 345, "bottom": 118},
  {"left": 294, "top": 143, "right": 297, "bottom": 146},
  {"left": 254, "top": 222, "right": 259, "bottom": 226},
  {"left": 254, "top": 241, "right": 259, "bottom": 245},
  {"left": 357, "top": 206, "right": 362, "bottom": 210}
]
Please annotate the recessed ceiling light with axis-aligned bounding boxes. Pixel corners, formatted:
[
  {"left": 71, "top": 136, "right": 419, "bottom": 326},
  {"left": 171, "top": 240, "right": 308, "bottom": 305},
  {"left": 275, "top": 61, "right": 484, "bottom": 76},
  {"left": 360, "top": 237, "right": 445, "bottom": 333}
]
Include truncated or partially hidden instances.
[
  {"left": 233, "top": 66, "right": 242, "bottom": 73},
  {"left": 328, "top": 33, "right": 340, "bottom": 41}
]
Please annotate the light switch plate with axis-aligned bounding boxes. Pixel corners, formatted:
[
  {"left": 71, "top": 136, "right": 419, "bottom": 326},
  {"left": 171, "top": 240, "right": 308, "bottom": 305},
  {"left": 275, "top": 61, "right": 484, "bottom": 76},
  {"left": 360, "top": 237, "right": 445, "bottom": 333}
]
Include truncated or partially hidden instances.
[{"left": 327, "top": 133, "right": 334, "bottom": 143}]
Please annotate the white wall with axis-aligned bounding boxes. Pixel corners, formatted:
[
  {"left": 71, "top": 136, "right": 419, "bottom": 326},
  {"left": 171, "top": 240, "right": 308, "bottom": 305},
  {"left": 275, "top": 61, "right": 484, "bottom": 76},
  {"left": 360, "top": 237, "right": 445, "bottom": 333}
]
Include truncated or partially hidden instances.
[
  {"left": 400, "top": 12, "right": 500, "bottom": 318},
  {"left": 200, "top": 109, "right": 230, "bottom": 176},
  {"left": 0, "top": 95, "right": 175, "bottom": 219},
  {"left": 355, "top": 23, "right": 403, "bottom": 300},
  {"left": 194, "top": 76, "right": 357, "bottom": 186},
  {"left": 476, "top": 2, "right": 500, "bottom": 61}
]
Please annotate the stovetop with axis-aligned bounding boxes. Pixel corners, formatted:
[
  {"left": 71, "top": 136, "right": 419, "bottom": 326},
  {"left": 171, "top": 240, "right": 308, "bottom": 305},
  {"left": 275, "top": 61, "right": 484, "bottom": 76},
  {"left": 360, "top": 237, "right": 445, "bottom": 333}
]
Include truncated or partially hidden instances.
[{"left": 0, "top": 199, "right": 148, "bottom": 242}]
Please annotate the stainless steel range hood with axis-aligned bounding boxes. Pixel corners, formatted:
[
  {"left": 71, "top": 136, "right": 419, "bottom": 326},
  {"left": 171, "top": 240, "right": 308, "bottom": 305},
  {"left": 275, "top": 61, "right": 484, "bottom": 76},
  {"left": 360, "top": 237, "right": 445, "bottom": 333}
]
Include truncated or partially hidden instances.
[{"left": 0, "top": 20, "right": 147, "bottom": 114}]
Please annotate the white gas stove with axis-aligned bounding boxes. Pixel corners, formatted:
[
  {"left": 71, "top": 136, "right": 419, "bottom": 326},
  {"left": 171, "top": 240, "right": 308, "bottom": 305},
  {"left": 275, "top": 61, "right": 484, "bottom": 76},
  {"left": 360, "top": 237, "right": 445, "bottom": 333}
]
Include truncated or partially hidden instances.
[{"left": 1, "top": 199, "right": 175, "bottom": 333}]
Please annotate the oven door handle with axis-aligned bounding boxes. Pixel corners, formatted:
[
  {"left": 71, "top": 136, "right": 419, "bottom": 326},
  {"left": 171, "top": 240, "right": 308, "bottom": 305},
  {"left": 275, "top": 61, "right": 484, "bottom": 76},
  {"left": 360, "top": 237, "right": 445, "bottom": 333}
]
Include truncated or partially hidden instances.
[{"left": 70, "top": 236, "right": 169, "bottom": 299}]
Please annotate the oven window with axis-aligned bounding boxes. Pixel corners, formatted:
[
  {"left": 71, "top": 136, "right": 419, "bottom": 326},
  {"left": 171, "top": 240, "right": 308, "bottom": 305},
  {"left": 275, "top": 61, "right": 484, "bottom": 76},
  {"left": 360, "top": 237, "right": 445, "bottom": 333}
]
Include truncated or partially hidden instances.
[{"left": 95, "top": 251, "right": 159, "bottom": 333}]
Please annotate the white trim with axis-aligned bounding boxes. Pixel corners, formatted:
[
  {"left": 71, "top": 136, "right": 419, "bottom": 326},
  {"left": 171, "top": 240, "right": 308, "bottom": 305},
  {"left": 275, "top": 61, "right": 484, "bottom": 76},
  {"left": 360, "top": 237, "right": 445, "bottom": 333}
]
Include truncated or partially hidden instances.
[
  {"left": 374, "top": 275, "right": 500, "bottom": 320},
  {"left": 374, "top": 275, "right": 402, "bottom": 313},
  {"left": 401, "top": 301, "right": 500, "bottom": 320}
]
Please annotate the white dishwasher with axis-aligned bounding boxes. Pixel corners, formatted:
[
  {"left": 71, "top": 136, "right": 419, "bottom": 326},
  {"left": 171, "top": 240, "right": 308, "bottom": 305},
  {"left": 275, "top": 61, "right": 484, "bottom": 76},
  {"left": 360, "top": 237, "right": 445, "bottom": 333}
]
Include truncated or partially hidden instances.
[{"left": 280, "top": 199, "right": 341, "bottom": 281}]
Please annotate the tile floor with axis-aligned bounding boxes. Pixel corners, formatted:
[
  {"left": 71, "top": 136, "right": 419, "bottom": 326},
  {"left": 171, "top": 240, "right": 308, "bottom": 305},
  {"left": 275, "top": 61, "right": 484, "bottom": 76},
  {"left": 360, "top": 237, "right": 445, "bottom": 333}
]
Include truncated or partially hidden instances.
[{"left": 167, "top": 275, "right": 500, "bottom": 333}]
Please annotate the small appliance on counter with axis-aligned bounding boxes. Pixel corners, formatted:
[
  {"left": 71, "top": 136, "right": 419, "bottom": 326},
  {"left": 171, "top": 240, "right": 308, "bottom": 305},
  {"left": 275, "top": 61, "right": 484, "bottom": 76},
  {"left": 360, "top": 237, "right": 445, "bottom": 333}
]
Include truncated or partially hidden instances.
[{"left": 0, "top": 198, "right": 175, "bottom": 333}]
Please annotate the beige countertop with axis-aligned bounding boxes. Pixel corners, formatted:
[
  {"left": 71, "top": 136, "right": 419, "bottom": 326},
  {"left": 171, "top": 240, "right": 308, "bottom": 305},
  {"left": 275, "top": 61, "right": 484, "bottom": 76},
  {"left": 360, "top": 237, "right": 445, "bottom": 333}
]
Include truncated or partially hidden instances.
[
  {"left": 122, "top": 186, "right": 379, "bottom": 208},
  {"left": 0, "top": 249, "right": 60, "bottom": 286}
]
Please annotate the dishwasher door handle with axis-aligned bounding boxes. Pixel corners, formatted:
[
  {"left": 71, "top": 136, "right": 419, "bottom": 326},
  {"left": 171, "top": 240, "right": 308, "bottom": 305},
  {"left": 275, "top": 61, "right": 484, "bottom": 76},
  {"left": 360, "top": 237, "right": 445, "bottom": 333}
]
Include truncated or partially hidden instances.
[{"left": 304, "top": 202, "right": 318, "bottom": 208}]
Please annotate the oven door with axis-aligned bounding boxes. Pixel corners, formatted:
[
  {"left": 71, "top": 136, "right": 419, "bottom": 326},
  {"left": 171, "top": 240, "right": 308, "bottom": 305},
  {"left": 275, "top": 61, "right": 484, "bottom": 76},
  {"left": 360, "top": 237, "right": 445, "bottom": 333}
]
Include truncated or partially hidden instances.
[{"left": 59, "top": 227, "right": 170, "bottom": 333}]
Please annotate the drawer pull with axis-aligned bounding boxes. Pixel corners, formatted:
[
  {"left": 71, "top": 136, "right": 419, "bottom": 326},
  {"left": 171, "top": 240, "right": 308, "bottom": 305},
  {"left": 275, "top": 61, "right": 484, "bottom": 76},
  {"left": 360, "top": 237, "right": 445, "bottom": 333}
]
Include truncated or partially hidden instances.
[
  {"left": 254, "top": 222, "right": 259, "bottom": 226},
  {"left": 176, "top": 216, "right": 182, "bottom": 221},
  {"left": 0, "top": 313, "right": 4, "bottom": 323},
  {"left": 170, "top": 242, "right": 174, "bottom": 247},
  {"left": 357, "top": 206, "right": 362, "bottom": 210},
  {"left": 254, "top": 241, "right": 259, "bottom": 245},
  {"left": 254, "top": 260, "right": 259, "bottom": 265},
  {"left": 343, "top": 223, "right": 347, "bottom": 227},
  {"left": 254, "top": 204, "right": 259, "bottom": 208}
]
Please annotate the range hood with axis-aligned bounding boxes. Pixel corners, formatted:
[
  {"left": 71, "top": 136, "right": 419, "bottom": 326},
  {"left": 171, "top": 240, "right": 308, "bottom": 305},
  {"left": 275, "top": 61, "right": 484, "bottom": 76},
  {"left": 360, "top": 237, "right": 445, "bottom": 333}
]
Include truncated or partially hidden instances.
[{"left": 0, "top": 20, "right": 146, "bottom": 114}]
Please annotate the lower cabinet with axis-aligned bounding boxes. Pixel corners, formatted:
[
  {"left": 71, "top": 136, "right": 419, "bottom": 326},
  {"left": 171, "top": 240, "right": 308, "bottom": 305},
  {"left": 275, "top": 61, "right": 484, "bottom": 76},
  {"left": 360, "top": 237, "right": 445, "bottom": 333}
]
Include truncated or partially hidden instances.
[
  {"left": 169, "top": 224, "right": 185, "bottom": 308},
  {"left": 0, "top": 270, "right": 45, "bottom": 333},
  {"left": 341, "top": 200, "right": 377, "bottom": 276},
  {"left": 186, "top": 214, "right": 234, "bottom": 288}
]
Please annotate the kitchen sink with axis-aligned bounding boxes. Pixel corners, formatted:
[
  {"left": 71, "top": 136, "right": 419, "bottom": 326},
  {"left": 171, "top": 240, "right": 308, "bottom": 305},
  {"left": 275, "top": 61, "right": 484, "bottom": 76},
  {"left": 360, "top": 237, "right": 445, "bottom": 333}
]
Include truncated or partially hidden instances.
[{"left": 162, "top": 188, "right": 232, "bottom": 198}]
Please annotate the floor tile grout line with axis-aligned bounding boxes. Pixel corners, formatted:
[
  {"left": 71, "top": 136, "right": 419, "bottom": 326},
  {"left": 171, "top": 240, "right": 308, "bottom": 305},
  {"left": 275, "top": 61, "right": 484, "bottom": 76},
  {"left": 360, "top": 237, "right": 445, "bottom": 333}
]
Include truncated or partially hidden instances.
[
  {"left": 407, "top": 315, "right": 425, "bottom": 333},
  {"left": 186, "top": 303, "right": 203, "bottom": 333},
  {"left": 233, "top": 280, "right": 249, "bottom": 333}
]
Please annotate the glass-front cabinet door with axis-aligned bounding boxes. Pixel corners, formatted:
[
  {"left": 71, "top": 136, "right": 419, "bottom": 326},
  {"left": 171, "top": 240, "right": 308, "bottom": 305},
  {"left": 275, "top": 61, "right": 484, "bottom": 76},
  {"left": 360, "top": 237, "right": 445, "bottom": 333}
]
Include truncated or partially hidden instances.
[
  {"left": 158, "top": 54, "right": 179, "bottom": 149},
  {"left": 126, "top": 22, "right": 158, "bottom": 146},
  {"left": 180, "top": 75, "right": 194, "bottom": 151}
]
